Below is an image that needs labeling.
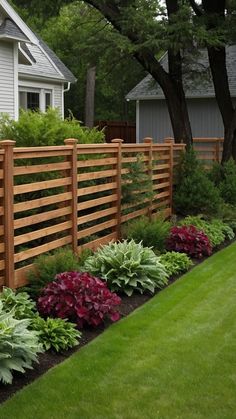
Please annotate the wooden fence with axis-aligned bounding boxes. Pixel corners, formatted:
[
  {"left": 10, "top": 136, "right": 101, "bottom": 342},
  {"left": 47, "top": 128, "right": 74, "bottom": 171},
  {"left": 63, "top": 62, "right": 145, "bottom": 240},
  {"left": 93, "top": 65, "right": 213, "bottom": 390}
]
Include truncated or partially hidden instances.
[
  {"left": 0, "top": 138, "right": 186, "bottom": 289},
  {"left": 96, "top": 121, "right": 136, "bottom": 143}
]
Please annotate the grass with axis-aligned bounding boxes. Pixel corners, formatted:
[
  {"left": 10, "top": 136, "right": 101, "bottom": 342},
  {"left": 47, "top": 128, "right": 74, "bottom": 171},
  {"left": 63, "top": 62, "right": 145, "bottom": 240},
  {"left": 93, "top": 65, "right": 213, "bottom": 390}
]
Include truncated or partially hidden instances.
[{"left": 1, "top": 243, "right": 236, "bottom": 419}]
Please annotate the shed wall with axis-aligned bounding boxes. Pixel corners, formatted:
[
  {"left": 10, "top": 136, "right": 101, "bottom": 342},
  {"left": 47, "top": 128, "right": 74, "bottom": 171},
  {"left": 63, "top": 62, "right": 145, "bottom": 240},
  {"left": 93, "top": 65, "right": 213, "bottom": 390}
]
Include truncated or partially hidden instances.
[
  {"left": 139, "top": 98, "right": 225, "bottom": 142},
  {"left": 0, "top": 41, "right": 15, "bottom": 118}
]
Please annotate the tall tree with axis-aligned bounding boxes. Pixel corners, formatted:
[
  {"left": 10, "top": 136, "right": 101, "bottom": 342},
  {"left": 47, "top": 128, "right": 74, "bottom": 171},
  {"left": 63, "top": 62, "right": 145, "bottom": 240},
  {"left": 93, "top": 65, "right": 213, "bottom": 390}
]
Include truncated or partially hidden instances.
[{"left": 189, "top": 0, "right": 236, "bottom": 162}]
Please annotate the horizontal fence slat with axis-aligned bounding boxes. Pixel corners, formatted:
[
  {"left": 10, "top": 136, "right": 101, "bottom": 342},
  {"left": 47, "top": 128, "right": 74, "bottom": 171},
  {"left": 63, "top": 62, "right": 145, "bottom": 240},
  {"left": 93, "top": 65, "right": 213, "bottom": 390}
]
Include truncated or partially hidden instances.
[
  {"left": 14, "top": 236, "right": 72, "bottom": 263},
  {"left": 78, "top": 181, "right": 117, "bottom": 197},
  {"left": 78, "top": 157, "right": 117, "bottom": 168},
  {"left": 14, "top": 221, "right": 72, "bottom": 246},
  {"left": 14, "top": 161, "right": 71, "bottom": 176},
  {"left": 14, "top": 206, "right": 71, "bottom": 229},
  {"left": 78, "top": 169, "right": 117, "bottom": 182},
  {"left": 78, "top": 194, "right": 118, "bottom": 211},
  {"left": 14, "top": 150, "right": 71, "bottom": 159},
  {"left": 121, "top": 208, "right": 148, "bottom": 223},
  {"left": 77, "top": 207, "right": 117, "bottom": 226},
  {"left": 15, "top": 264, "right": 34, "bottom": 288},
  {"left": 14, "top": 192, "right": 72, "bottom": 213},
  {"left": 78, "top": 232, "right": 117, "bottom": 253},
  {"left": 14, "top": 177, "right": 71, "bottom": 195},
  {"left": 78, "top": 219, "right": 117, "bottom": 240}
]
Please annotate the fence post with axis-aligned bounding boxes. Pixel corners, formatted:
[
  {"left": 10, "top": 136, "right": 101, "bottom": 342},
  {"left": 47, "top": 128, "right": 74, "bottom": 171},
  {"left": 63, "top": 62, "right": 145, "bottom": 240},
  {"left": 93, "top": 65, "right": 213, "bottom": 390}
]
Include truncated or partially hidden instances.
[
  {"left": 111, "top": 139, "right": 123, "bottom": 240},
  {"left": 64, "top": 138, "right": 78, "bottom": 254},
  {"left": 1, "top": 140, "right": 16, "bottom": 288},
  {"left": 144, "top": 137, "right": 153, "bottom": 220},
  {"left": 164, "top": 138, "right": 174, "bottom": 216}
]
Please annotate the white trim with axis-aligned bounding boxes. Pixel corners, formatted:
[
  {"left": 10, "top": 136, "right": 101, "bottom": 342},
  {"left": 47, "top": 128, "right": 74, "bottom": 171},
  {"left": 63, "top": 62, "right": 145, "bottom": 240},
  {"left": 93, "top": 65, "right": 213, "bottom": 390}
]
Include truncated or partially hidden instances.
[
  {"left": 19, "top": 80, "right": 56, "bottom": 89},
  {"left": 19, "top": 72, "right": 65, "bottom": 83},
  {"left": 13, "top": 42, "right": 18, "bottom": 120},
  {"left": 136, "top": 100, "right": 140, "bottom": 143},
  {"left": 18, "top": 84, "right": 54, "bottom": 113},
  {"left": 0, "top": 35, "right": 29, "bottom": 42},
  {"left": 0, "top": 0, "right": 38, "bottom": 44},
  {"left": 18, "top": 42, "right": 34, "bottom": 65},
  {"left": 61, "top": 84, "right": 64, "bottom": 119}
]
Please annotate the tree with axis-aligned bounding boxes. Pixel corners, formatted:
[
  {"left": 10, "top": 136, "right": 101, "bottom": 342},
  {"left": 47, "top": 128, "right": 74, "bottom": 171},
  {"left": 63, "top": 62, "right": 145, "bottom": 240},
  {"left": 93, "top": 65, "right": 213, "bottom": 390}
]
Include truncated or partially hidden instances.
[{"left": 189, "top": 0, "right": 236, "bottom": 162}]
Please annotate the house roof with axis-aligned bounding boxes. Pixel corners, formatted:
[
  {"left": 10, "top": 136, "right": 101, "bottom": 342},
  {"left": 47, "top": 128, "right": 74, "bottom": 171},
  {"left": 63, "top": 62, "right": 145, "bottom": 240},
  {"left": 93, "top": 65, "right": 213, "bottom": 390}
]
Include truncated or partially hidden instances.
[
  {"left": 0, "top": 17, "right": 29, "bottom": 42},
  {"left": 126, "top": 45, "right": 236, "bottom": 100},
  {"left": 0, "top": 0, "right": 76, "bottom": 83}
]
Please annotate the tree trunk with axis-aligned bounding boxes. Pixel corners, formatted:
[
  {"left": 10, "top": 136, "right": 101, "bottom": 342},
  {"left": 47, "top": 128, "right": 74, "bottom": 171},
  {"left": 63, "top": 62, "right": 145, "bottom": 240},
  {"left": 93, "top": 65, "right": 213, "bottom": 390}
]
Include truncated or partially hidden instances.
[{"left": 85, "top": 66, "right": 96, "bottom": 128}]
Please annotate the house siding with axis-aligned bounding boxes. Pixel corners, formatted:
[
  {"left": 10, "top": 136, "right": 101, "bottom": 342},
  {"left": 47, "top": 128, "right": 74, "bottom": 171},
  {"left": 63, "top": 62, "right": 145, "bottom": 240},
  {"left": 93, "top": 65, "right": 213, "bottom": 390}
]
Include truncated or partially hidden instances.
[
  {"left": 139, "top": 98, "right": 225, "bottom": 142},
  {"left": 0, "top": 40, "right": 15, "bottom": 118},
  {"left": 53, "top": 84, "right": 63, "bottom": 115}
]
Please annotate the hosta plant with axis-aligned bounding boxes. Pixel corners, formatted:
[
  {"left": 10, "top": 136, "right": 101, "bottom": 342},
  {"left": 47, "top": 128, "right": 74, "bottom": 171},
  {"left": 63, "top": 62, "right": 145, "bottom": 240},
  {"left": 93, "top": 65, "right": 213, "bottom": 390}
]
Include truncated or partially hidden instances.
[
  {"left": 31, "top": 316, "right": 81, "bottom": 352},
  {"left": 84, "top": 240, "right": 168, "bottom": 296},
  {"left": 167, "top": 225, "right": 212, "bottom": 259},
  {"left": 0, "top": 287, "right": 36, "bottom": 320},
  {"left": 0, "top": 302, "right": 42, "bottom": 385},
  {"left": 37, "top": 272, "right": 121, "bottom": 328},
  {"left": 159, "top": 251, "right": 193, "bottom": 278}
]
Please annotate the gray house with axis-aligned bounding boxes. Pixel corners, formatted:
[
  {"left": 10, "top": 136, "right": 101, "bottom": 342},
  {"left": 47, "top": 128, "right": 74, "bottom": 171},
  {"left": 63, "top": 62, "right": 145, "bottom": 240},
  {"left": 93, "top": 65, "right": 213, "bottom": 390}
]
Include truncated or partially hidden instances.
[
  {"left": 0, "top": 0, "right": 76, "bottom": 120},
  {"left": 126, "top": 46, "right": 236, "bottom": 142}
]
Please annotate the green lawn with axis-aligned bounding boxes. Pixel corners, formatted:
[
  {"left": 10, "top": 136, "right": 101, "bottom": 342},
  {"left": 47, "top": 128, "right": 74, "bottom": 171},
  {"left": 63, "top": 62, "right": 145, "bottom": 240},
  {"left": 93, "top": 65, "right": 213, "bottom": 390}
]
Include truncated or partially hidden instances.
[{"left": 1, "top": 242, "right": 236, "bottom": 419}]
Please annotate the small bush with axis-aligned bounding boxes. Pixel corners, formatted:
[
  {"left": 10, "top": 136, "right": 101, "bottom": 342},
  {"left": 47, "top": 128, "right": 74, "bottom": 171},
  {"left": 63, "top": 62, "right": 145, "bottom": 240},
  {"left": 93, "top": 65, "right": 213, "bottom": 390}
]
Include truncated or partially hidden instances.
[
  {"left": 174, "top": 149, "right": 222, "bottom": 216},
  {"left": 26, "top": 248, "right": 82, "bottom": 298},
  {"left": 37, "top": 272, "right": 121, "bottom": 328},
  {"left": 123, "top": 216, "right": 171, "bottom": 252},
  {"left": 167, "top": 225, "right": 212, "bottom": 258},
  {"left": 31, "top": 316, "right": 81, "bottom": 352},
  {"left": 0, "top": 109, "right": 104, "bottom": 147},
  {"left": 0, "top": 287, "right": 36, "bottom": 319},
  {"left": 0, "top": 302, "right": 42, "bottom": 385},
  {"left": 159, "top": 251, "right": 193, "bottom": 278},
  {"left": 84, "top": 240, "right": 168, "bottom": 296},
  {"left": 219, "top": 203, "right": 236, "bottom": 232},
  {"left": 209, "top": 159, "right": 236, "bottom": 205}
]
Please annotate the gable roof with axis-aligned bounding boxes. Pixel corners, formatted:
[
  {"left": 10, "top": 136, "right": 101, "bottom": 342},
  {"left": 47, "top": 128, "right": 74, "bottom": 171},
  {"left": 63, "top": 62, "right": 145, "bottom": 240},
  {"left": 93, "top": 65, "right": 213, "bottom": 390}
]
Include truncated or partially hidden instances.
[
  {"left": 126, "top": 45, "right": 236, "bottom": 100},
  {"left": 0, "top": 0, "right": 76, "bottom": 83}
]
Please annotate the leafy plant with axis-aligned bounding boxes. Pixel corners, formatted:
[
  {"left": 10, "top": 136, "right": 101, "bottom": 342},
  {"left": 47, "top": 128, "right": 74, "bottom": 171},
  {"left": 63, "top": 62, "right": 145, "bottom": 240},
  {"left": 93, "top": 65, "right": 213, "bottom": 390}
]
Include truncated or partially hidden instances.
[
  {"left": 181, "top": 215, "right": 234, "bottom": 247},
  {"left": 0, "top": 302, "right": 42, "bottom": 385},
  {"left": 84, "top": 240, "right": 168, "bottom": 296},
  {"left": 26, "top": 247, "right": 82, "bottom": 298},
  {"left": 31, "top": 316, "right": 81, "bottom": 352},
  {"left": 167, "top": 225, "right": 212, "bottom": 258},
  {"left": 159, "top": 251, "right": 193, "bottom": 278},
  {"left": 37, "top": 272, "right": 121, "bottom": 328},
  {"left": 123, "top": 216, "right": 171, "bottom": 252},
  {"left": 209, "top": 159, "right": 236, "bottom": 205},
  {"left": 174, "top": 149, "right": 222, "bottom": 216},
  {"left": 0, "top": 287, "right": 36, "bottom": 320}
]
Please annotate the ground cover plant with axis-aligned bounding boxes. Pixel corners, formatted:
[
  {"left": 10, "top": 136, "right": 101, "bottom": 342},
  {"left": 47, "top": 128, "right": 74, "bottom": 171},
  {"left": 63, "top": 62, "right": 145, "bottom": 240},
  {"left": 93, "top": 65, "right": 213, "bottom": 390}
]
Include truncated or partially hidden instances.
[
  {"left": 37, "top": 271, "right": 121, "bottom": 328},
  {"left": 181, "top": 216, "right": 234, "bottom": 247},
  {"left": 0, "top": 287, "right": 37, "bottom": 320},
  {"left": 1, "top": 243, "right": 235, "bottom": 418},
  {"left": 84, "top": 239, "right": 168, "bottom": 296},
  {"left": 167, "top": 225, "right": 212, "bottom": 258},
  {"left": 123, "top": 215, "right": 171, "bottom": 252},
  {"left": 159, "top": 251, "right": 193, "bottom": 278}
]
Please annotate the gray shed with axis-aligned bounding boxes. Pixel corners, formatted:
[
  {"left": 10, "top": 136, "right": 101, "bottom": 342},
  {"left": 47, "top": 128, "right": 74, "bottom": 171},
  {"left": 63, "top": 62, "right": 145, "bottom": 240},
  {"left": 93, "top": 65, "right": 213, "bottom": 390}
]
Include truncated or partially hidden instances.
[{"left": 126, "top": 46, "right": 236, "bottom": 142}]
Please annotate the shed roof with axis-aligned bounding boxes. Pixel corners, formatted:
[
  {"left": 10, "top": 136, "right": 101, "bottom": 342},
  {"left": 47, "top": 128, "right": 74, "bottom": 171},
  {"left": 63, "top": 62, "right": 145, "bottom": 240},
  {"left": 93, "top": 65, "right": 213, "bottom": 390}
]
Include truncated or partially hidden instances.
[{"left": 126, "top": 45, "right": 236, "bottom": 100}]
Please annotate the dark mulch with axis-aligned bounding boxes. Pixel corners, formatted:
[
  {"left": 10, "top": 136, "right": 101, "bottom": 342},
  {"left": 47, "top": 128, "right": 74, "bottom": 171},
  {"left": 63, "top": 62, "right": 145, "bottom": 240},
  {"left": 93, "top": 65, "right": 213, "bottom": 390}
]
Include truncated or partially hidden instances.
[{"left": 0, "top": 238, "right": 235, "bottom": 405}]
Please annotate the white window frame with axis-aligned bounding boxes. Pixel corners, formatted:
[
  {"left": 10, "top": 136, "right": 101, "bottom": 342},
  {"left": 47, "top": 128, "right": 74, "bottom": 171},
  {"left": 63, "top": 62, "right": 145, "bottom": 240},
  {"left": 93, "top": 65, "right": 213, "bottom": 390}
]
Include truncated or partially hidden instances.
[{"left": 19, "top": 81, "right": 55, "bottom": 112}]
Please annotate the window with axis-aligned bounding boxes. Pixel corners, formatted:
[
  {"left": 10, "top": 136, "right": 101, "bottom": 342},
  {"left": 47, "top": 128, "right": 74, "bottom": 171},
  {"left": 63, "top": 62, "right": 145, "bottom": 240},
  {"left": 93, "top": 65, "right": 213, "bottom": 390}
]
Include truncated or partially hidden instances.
[{"left": 19, "top": 88, "right": 53, "bottom": 112}]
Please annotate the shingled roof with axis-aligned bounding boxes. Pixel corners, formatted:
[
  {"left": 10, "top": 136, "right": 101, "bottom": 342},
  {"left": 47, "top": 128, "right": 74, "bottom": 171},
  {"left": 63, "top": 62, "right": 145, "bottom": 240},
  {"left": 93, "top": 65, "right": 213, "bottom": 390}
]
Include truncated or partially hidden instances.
[
  {"left": 126, "top": 45, "right": 236, "bottom": 100},
  {"left": 0, "top": 18, "right": 29, "bottom": 42}
]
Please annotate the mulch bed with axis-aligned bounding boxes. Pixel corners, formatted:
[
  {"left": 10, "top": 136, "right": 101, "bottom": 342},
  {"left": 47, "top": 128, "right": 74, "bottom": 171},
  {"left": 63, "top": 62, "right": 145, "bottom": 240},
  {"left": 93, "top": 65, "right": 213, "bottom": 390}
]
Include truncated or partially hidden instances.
[{"left": 0, "top": 238, "right": 234, "bottom": 405}]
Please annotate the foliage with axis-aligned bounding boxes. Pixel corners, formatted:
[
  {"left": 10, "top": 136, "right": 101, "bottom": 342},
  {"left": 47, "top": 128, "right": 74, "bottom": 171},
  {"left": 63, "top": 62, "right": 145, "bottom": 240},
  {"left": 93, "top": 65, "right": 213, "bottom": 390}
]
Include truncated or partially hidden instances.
[
  {"left": 159, "top": 251, "right": 193, "bottom": 278},
  {"left": 0, "top": 302, "right": 42, "bottom": 385},
  {"left": 173, "top": 149, "right": 222, "bottom": 216},
  {"left": 26, "top": 247, "right": 82, "bottom": 298},
  {"left": 209, "top": 159, "right": 236, "bottom": 205},
  {"left": 0, "top": 108, "right": 104, "bottom": 147},
  {"left": 167, "top": 225, "right": 212, "bottom": 259},
  {"left": 122, "top": 216, "right": 171, "bottom": 252},
  {"left": 121, "top": 155, "right": 153, "bottom": 207},
  {"left": 0, "top": 288, "right": 37, "bottom": 320},
  {"left": 37, "top": 272, "right": 121, "bottom": 328},
  {"left": 31, "top": 316, "right": 81, "bottom": 352},
  {"left": 84, "top": 240, "right": 168, "bottom": 296},
  {"left": 219, "top": 203, "right": 236, "bottom": 232}
]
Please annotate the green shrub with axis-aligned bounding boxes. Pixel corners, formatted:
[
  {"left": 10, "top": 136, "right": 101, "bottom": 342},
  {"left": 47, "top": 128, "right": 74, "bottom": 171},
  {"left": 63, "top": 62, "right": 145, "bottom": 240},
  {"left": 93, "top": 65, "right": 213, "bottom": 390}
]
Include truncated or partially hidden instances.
[
  {"left": 0, "top": 287, "right": 36, "bottom": 319},
  {"left": 209, "top": 159, "right": 236, "bottom": 205},
  {"left": 173, "top": 149, "right": 222, "bottom": 216},
  {"left": 31, "top": 316, "right": 81, "bottom": 352},
  {"left": 159, "top": 252, "right": 193, "bottom": 278},
  {"left": 26, "top": 247, "right": 82, "bottom": 298},
  {"left": 84, "top": 239, "right": 168, "bottom": 296},
  {"left": 219, "top": 203, "right": 236, "bottom": 232},
  {"left": 0, "top": 302, "right": 42, "bottom": 385},
  {"left": 0, "top": 109, "right": 104, "bottom": 146},
  {"left": 181, "top": 215, "right": 234, "bottom": 247},
  {"left": 122, "top": 216, "right": 171, "bottom": 253}
]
